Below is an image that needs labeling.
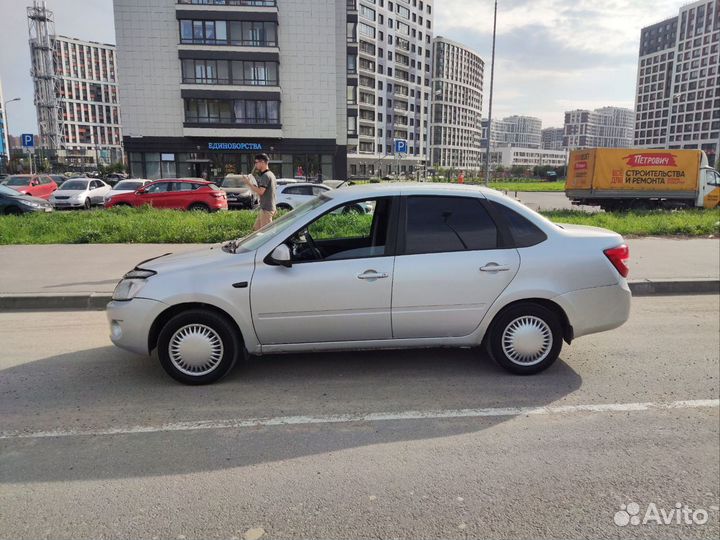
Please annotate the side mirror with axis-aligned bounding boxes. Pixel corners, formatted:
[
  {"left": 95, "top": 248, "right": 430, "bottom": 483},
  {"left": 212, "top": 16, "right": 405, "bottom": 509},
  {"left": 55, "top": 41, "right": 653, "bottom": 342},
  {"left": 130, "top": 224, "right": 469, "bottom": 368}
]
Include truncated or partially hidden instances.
[
  {"left": 265, "top": 244, "right": 292, "bottom": 268},
  {"left": 136, "top": 188, "right": 146, "bottom": 194}
]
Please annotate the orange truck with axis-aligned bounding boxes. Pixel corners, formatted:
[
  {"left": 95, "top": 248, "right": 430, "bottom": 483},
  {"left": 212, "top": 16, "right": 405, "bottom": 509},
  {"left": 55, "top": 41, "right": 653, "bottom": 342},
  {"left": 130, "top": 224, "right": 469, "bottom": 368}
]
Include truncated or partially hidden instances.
[{"left": 565, "top": 148, "right": 720, "bottom": 210}]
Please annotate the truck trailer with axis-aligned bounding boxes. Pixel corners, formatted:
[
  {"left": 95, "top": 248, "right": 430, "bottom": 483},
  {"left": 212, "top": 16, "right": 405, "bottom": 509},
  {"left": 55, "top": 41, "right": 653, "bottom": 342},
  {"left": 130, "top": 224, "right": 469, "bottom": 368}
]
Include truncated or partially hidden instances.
[{"left": 565, "top": 148, "right": 720, "bottom": 210}]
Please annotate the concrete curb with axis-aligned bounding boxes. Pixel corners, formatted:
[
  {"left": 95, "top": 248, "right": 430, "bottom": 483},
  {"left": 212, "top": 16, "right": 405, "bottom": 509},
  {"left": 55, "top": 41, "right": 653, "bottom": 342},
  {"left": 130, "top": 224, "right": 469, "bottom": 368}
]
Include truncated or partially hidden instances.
[{"left": 0, "top": 280, "right": 717, "bottom": 311}]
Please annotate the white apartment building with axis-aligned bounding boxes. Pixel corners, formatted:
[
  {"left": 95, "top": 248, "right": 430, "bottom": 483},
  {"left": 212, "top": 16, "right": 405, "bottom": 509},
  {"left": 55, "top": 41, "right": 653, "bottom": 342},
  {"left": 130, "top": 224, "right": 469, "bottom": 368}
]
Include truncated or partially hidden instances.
[
  {"left": 53, "top": 36, "right": 123, "bottom": 166},
  {"left": 634, "top": 0, "right": 719, "bottom": 166},
  {"left": 347, "top": 0, "right": 434, "bottom": 177},
  {"left": 429, "top": 36, "right": 484, "bottom": 172},
  {"left": 563, "top": 106, "right": 634, "bottom": 149},
  {"left": 114, "top": 0, "right": 347, "bottom": 180},
  {"left": 541, "top": 127, "right": 564, "bottom": 151},
  {"left": 482, "top": 115, "right": 542, "bottom": 149}
]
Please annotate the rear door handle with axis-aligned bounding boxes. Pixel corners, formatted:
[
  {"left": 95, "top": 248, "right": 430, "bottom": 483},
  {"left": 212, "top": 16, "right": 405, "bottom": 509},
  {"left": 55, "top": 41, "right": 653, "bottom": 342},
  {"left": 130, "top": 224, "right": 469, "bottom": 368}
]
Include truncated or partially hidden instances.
[
  {"left": 480, "top": 263, "right": 511, "bottom": 272},
  {"left": 357, "top": 270, "right": 389, "bottom": 280}
]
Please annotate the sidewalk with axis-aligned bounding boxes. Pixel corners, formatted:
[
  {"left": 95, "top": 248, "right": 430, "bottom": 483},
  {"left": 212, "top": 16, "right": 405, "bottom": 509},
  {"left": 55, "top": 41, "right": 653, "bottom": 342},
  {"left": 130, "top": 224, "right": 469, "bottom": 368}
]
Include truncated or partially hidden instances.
[{"left": 0, "top": 238, "right": 718, "bottom": 309}]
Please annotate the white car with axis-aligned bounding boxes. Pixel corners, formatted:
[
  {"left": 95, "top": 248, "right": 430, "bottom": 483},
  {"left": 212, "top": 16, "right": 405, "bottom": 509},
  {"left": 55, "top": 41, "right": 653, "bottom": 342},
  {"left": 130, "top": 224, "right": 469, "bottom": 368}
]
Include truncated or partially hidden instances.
[
  {"left": 275, "top": 182, "right": 332, "bottom": 211},
  {"left": 104, "top": 179, "right": 152, "bottom": 204},
  {"left": 107, "top": 183, "right": 631, "bottom": 385},
  {"left": 50, "top": 178, "right": 111, "bottom": 209}
]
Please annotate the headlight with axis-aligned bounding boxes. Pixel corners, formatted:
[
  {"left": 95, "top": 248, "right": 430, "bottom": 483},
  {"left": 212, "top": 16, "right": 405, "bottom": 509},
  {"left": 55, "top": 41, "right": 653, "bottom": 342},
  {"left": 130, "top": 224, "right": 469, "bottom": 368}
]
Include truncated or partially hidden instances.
[
  {"left": 19, "top": 200, "right": 42, "bottom": 208},
  {"left": 112, "top": 269, "right": 157, "bottom": 301}
]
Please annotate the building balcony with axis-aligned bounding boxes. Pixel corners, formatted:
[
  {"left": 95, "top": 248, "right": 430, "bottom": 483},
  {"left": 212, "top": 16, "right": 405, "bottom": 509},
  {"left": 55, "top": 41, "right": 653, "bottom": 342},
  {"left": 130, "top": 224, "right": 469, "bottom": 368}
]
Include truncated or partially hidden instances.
[{"left": 177, "top": 0, "right": 277, "bottom": 10}]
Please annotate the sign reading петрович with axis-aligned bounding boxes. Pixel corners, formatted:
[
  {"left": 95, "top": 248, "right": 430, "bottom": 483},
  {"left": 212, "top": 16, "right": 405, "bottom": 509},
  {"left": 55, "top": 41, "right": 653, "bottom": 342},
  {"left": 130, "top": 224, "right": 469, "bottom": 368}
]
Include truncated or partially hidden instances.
[{"left": 208, "top": 142, "right": 263, "bottom": 151}]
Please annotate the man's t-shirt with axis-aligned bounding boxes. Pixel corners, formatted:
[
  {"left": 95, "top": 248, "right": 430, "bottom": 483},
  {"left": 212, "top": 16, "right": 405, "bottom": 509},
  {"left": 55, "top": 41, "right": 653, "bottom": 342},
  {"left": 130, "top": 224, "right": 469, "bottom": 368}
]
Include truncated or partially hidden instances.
[{"left": 256, "top": 170, "right": 276, "bottom": 212}]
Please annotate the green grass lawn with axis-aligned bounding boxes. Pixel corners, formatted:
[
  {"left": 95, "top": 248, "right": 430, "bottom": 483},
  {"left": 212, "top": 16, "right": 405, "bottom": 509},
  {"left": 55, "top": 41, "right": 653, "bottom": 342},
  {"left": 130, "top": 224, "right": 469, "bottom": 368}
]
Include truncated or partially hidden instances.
[
  {"left": 0, "top": 206, "right": 717, "bottom": 245},
  {"left": 488, "top": 181, "right": 565, "bottom": 192}
]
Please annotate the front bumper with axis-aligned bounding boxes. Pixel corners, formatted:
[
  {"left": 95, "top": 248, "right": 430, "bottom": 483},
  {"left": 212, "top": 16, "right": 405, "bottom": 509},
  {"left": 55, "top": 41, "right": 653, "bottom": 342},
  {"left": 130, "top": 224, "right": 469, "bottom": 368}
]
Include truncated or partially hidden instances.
[
  {"left": 106, "top": 297, "right": 168, "bottom": 356},
  {"left": 554, "top": 281, "right": 632, "bottom": 340},
  {"left": 52, "top": 200, "right": 85, "bottom": 208},
  {"left": 226, "top": 194, "right": 256, "bottom": 208}
]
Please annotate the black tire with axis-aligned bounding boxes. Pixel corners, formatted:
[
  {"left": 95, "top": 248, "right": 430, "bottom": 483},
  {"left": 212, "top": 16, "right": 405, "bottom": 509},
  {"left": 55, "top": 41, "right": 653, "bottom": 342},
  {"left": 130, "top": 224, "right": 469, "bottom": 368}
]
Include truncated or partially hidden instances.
[
  {"left": 276, "top": 203, "right": 292, "bottom": 211},
  {"left": 84, "top": 198, "right": 92, "bottom": 210},
  {"left": 4, "top": 206, "right": 22, "bottom": 216},
  {"left": 486, "top": 302, "right": 563, "bottom": 375},
  {"left": 157, "top": 309, "right": 241, "bottom": 385},
  {"left": 188, "top": 203, "right": 210, "bottom": 212}
]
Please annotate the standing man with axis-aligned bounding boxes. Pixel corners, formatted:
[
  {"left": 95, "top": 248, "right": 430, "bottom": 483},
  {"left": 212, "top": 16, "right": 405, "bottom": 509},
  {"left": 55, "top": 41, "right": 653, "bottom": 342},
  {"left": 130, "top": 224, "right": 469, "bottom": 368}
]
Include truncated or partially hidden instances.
[{"left": 243, "top": 153, "right": 276, "bottom": 231}]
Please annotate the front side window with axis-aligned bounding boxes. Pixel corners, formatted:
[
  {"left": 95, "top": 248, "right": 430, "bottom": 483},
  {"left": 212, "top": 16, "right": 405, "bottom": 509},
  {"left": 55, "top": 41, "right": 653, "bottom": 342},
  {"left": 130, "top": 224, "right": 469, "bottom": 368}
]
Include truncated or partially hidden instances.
[
  {"left": 404, "top": 196, "right": 498, "bottom": 255},
  {"left": 286, "top": 198, "right": 391, "bottom": 262},
  {"left": 145, "top": 182, "right": 171, "bottom": 194}
]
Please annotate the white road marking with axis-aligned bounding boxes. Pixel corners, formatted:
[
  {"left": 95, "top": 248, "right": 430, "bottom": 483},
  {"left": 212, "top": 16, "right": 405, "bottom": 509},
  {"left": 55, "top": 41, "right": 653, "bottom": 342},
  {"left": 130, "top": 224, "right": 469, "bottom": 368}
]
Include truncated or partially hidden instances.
[{"left": 1, "top": 399, "right": 717, "bottom": 440}]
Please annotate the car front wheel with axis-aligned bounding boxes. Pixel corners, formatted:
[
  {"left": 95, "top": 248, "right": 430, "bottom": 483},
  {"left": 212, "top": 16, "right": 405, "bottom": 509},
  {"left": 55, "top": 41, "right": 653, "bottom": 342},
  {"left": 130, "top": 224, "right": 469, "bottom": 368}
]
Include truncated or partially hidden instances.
[
  {"left": 157, "top": 309, "right": 241, "bottom": 384},
  {"left": 487, "top": 302, "right": 563, "bottom": 375}
]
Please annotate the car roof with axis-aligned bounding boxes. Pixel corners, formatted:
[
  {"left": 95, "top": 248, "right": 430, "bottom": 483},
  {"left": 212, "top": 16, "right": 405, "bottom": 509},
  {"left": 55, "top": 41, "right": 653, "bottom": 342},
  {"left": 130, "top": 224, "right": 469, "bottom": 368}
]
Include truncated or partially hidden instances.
[
  {"left": 153, "top": 178, "right": 212, "bottom": 184},
  {"left": 322, "top": 182, "right": 495, "bottom": 200},
  {"left": 281, "top": 182, "right": 328, "bottom": 188}
]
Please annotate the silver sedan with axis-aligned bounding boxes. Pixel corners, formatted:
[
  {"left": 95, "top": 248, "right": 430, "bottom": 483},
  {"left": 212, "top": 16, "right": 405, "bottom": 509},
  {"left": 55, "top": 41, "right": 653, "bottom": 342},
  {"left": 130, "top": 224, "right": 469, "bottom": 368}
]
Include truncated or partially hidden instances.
[{"left": 107, "top": 183, "right": 631, "bottom": 384}]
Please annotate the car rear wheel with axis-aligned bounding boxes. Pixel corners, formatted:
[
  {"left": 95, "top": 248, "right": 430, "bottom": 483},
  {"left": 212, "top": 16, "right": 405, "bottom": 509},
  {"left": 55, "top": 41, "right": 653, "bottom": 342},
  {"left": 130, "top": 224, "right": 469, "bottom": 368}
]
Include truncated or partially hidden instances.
[
  {"left": 157, "top": 309, "right": 241, "bottom": 385},
  {"left": 276, "top": 203, "right": 292, "bottom": 211},
  {"left": 487, "top": 302, "right": 562, "bottom": 375},
  {"left": 189, "top": 203, "right": 210, "bottom": 212}
]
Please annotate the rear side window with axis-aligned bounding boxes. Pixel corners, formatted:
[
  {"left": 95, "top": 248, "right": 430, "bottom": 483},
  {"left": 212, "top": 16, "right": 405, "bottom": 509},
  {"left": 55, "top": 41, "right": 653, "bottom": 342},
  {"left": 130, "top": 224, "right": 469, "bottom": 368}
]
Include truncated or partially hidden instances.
[
  {"left": 490, "top": 201, "right": 547, "bottom": 248},
  {"left": 404, "top": 196, "right": 498, "bottom": 255},
  {"left": 284, "top": 185, "right": 313, "bottom": 195}
]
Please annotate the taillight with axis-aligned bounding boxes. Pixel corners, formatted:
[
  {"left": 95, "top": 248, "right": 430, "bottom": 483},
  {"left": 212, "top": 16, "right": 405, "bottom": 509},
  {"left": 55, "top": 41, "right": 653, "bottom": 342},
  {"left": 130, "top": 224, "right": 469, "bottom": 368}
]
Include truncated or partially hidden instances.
[
  {"left": 604, "top": 244, "right": 630, "bottom": 278},
  {"left": 211, "top": 192, "right": 224, "bottom": 198}
]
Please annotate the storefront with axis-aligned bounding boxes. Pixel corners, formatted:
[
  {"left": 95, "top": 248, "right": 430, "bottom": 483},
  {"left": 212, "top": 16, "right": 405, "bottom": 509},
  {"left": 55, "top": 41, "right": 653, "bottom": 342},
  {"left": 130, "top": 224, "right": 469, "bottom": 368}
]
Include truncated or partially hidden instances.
[{"left": 124, "top": 137, "right": 347, "bottom": 181}]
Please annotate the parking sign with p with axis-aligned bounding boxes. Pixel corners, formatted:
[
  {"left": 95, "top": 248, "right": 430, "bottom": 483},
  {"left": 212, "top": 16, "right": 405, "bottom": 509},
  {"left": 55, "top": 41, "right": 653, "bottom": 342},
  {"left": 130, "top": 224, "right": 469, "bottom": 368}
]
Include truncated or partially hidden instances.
[
  {"left": 394, "top": 139, "right": 408, "bottom": 154},
  {"left": 21, "top": 134, "right": 34, "bottom": 148}
]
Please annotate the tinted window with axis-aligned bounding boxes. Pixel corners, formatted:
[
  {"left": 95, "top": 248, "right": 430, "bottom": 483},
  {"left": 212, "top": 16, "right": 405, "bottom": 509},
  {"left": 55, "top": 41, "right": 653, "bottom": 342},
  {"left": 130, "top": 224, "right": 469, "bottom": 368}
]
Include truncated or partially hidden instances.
[
  {"left": 60, "top": 180, "right": 90, "bottom": 190},
  {"left": 405, "top": 196, "right": 498, "bottom": 255},
  {"left": 312, "top": 185, "right": 330, "bottom": 196},
  {"left": 490, "top": 202, "right": 547, "bottom": 248},
  {"left": 114, "top": 181, "right": 144, "bottom": 191},
  {"left": 284, "top": 185, "right": 313, "bottom": 195},
  {"left": 174, "top": 182, "right": 194, "bottom": 191},
  {"left": 146, "top": 182, "right": 171, "bottom": 193}
]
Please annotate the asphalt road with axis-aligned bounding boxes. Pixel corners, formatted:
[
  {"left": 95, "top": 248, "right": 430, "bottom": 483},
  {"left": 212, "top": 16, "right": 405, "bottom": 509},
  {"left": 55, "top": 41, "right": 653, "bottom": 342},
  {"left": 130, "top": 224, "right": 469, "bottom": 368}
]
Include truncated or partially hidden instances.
[{"left": 1, "top": 296, "right": 718, "bottom": 539}]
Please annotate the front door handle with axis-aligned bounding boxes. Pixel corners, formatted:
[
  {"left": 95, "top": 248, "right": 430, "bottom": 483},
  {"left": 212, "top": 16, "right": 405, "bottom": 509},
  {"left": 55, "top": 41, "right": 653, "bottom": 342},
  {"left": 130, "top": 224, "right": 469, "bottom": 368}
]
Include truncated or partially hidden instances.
[
  {"left": 480, "top": 263, "right": 511, "bottom": 272},
  {"left": 357, "top": 270, "right": 389, "bottom": 280}
]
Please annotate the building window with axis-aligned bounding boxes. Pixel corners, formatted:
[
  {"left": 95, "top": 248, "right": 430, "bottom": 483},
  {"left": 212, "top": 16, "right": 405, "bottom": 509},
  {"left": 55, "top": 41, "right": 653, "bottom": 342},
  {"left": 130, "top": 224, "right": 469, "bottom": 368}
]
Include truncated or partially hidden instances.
[
  {"left": 181, "top": 59, "right": 279, "bottom": 85},
  {"left": 184, "top": 98, "right": 280, "bottom": 125},
  {"left": 179, "top": 19, "right": 277, "bottom": 47}
]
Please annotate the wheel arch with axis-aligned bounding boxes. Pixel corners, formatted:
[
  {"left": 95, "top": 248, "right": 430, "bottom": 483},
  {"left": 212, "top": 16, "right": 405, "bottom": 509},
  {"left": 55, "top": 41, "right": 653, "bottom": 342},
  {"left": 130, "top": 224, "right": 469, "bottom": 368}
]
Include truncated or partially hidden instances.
[
  {"left": 148, "top": 302, "right": 246, "bottom": 354},
  {"left": 483, "top": 297, "right": 574, "bottom": 346}
]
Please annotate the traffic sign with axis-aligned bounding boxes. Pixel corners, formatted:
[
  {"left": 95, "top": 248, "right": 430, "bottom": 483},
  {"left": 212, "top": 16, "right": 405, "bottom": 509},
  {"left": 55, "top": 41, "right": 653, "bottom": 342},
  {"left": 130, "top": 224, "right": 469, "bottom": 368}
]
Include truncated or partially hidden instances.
[
  {"left": 394, "top": 139, "right": 408, "bottom": 154},
  {"left": 21, "top": 134, "right": 34, "bottom": 148}
]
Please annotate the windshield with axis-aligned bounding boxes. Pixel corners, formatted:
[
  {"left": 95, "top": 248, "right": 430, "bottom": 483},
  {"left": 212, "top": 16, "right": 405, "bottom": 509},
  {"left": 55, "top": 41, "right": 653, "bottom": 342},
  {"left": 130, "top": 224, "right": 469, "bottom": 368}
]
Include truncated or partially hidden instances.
[
  {"left": 59, "top": 180, "right": 90, "bottom": 191},
  {"left": 225, "top": 195, "right": 330, "bottom": 253},
  {"left": 114, "top": 181, "right": 144, "bottom": 191},
  {"left": 0, "top": 185, "right": 23, "bottom": 197},
  {"left": 5, "top": 176, "right": 31, "bottom": 186},
  {"left": 220, "top": 177, "right": 250, "bottom": 188}
]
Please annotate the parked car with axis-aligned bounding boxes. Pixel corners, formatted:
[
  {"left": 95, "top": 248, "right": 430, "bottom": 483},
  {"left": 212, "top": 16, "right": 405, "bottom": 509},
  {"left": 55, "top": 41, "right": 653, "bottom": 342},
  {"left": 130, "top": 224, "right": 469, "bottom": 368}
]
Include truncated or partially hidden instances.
[
  {"left": 107, "top": 183, "right": 631, "bottom": 385},
  {"left": 218, "top": 175, "right": 258, "bottom": 209},
  {"left": 3, "top": 174, "right": 58, "bottom": 199},
  {"left": 0, "top": 184, "right": 54, "bottom": 215},
  {"left": 103, "top": 179, "right": 152, "bottom": 204},
  {"left": 48, "top": 174, "right": 66, "bottom": 187},
  {"left": 104, "top": 178, "right": 228, "bottom": 212},
  {"left": 275, "top": 178, "right": 299, "bottom": 186},
  {"left": 275, "top": 182, "right": 331, "bottom": 211},
  {"left": 49, "top": 178, "right": 112, "bottom": 209}
]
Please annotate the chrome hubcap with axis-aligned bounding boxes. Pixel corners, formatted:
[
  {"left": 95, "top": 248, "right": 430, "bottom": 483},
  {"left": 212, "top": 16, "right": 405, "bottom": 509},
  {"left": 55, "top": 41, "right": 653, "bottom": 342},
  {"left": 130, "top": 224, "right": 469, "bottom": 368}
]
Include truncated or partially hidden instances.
[
  {"left": 501, "top": 316, "right": 552, "bottom": 366},
  {"left": 168, "top": 324, "right": 224, "bottom": 376}
]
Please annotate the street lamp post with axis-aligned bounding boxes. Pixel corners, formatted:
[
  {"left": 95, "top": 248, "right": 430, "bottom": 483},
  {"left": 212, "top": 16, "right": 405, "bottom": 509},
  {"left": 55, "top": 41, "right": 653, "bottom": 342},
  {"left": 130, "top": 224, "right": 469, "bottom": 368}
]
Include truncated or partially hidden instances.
[
  {"left": 2, "top": 97, "right": 21, "bottom": 173},
  {"left": 484, "top": 0, "right": 498, "bottom": 186}
]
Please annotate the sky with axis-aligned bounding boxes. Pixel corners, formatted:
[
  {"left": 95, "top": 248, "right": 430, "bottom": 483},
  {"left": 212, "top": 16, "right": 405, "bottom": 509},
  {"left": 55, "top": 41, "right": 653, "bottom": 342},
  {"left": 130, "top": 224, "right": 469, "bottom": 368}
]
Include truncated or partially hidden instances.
[{"left": 0, "top": 0, "right": 684, "bottom": 136}]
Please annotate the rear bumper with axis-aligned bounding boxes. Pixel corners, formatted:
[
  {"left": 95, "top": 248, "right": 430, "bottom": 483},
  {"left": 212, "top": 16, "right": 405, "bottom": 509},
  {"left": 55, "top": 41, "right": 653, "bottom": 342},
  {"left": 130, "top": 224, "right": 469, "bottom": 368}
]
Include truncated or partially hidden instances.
[{"left": 554, "top": 282, "right": 631, "bottom": 340}]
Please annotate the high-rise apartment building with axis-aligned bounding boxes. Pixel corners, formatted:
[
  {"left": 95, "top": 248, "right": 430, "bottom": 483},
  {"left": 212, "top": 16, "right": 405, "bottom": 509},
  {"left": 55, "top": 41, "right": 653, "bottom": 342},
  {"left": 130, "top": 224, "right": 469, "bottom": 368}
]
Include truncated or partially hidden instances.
[
  {"left": 347, "top": 0, "right": 434, "bottom": 177},
  {"left": 0, "top": 79, "right": 10, "bottom": 169},
  {"left": 428, "top": 36, "right": 484, "bottom": 171},
  {"left": 481, "top": 115, "right": 542, "bottom": 149},
  {"left": 634, "top": 0, "right": 719, "bottom": 165},
  {"left": 541, "top": 127, "right": 565, "bottom": 151},
  {"left": 114, "top": 0, "right": 347, "bottom": 180},
  {"left": 54, "top": 36, "right": 123, "bottom": 165},
  {"left": 27, "top": 1, "right": 123, "bottom": 167},
  {"left": 563, "top": 106, "right": 634, "bottom": 149}
]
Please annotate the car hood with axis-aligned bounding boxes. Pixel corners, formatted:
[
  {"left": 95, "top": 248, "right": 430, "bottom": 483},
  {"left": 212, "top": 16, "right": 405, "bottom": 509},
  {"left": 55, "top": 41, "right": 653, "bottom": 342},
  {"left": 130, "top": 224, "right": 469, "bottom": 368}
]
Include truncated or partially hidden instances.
[
  {"left": 52, "top": 189, "right": 88, "bottom": 197},
  {"left": 106, "top": 189, "right": 135, "bottom": 197},
  {"left": 135, "top": 245, "right": 254, "bottom": 274},
  {"left": 221, "top": 186, "right": 252, "bottom": 195}
]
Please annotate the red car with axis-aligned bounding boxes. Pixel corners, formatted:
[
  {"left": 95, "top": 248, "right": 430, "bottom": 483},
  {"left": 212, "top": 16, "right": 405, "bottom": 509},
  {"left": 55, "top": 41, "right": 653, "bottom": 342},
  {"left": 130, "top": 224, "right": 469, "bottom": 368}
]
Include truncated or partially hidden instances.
[
  {"left": 4, "top": 174, "right": 58, "bottom": 200},
  {"left": 104, "top": 179, "right": 228, "bottom": 211}
]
